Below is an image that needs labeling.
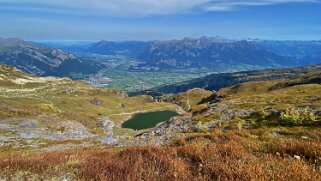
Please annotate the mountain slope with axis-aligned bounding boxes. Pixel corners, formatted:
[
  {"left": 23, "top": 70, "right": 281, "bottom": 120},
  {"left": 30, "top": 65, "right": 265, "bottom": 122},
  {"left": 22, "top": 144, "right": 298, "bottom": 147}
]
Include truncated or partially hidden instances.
[
  {"left": 256, "top": 40, "right": 321, "bottom": 66},
  {"left": 0, "top": 64, "right": 178, "bottom": 145},
  {"left": 133, "top": 64, "right": 321, "bottom": 95},
  {"left": 0, "top": 38, "right": 104, "bottom": 77},
  {"left": 257, "top": 40, "right": 321, "bottom": 59}
]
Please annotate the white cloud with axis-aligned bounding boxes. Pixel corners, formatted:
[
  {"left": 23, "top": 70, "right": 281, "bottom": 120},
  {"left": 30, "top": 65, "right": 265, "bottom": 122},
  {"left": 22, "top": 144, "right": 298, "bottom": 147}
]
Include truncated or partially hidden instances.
[
  {"left": 0, "top": 0, "right": 319, "bottom": 15},
  {"left": 205, "top": 0, "right": 319, "bottom": 11}
]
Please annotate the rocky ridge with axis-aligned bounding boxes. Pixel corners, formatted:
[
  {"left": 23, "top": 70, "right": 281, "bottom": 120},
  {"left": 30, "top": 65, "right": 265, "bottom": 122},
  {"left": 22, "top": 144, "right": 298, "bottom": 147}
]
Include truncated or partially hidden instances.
[{"left": 0, "top": 38, "right": 104, "bottom": 77}]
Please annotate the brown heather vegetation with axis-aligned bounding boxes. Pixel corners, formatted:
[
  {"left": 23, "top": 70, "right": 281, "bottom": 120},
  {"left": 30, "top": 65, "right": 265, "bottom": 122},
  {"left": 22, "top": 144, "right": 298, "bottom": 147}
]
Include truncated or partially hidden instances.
[{"left": 1, "top": 127, "right": 321, "bottom": 181}]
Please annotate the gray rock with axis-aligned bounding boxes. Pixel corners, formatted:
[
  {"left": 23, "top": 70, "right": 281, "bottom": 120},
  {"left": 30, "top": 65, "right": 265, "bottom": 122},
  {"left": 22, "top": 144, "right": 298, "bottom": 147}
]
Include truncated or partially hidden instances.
[
  {"left": 100, "top": 117, "right": 118, "bottom": 144},
  {"left": 101, "top": 136, "right": 118, "bottom": 145}
]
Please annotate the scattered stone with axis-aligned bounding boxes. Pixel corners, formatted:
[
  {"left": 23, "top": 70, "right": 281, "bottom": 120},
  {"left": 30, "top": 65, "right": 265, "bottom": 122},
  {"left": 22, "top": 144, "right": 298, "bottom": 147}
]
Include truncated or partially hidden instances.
[
  {"left": 294, "top": 155, "right": 301, "bottom": 160},
  {"left": 301, "top": 136, "right": 309, "bottom": 139},
  {"left": 0, "top": 136, "right": 10, "bottom": 142},
  {"left": 90, "top": 98, "right": 104, "bottom": 106},
  {"left": 270, "top": 132, "right": 279, "bottom": 138}
]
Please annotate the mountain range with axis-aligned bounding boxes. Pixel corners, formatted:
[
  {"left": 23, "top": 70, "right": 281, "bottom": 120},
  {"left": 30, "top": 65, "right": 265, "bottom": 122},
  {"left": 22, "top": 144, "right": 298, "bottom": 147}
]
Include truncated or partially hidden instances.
[
  {"left": 135, "top": 37, "right": 298, "bottom": 70},
  {"left": 256, "top": 40, "right": 321, "bottom": 59},
  {"left": 85, "top": 36, "right": 321, "bottom": 71},
  {"left": 0, "top": 38, "right": 104, "bottom": 77},
  {"left": 1, "top": 36, "right": 321, "bottom": 83}
]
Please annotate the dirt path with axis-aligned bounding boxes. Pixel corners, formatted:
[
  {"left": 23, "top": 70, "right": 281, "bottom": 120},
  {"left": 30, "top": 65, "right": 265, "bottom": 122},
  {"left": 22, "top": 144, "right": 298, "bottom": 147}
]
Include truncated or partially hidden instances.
[{"left": 186, "top": 91, "right": 191, "bottom": 111}]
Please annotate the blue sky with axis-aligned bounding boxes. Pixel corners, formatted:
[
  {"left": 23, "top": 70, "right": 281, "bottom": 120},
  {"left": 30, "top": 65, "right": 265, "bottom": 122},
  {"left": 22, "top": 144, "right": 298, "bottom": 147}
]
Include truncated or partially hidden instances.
[{"left": 0, "top": 0, "right": 320, "bottom": 41}]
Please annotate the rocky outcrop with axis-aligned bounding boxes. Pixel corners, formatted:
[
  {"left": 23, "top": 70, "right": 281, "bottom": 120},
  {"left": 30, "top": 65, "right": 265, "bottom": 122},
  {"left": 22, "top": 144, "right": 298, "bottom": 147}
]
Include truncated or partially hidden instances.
[
  {"left": 100, "top": 117, "right": 118, "bottom": 144},
  {"left": 135, "top": 114, "right": 193, "bottom": 145},
  {"left": 0, "top": 116, "right": 99, "bottom": 147},
  {"left": 134, "top": 98, "right": 256, "bottom": 145}
]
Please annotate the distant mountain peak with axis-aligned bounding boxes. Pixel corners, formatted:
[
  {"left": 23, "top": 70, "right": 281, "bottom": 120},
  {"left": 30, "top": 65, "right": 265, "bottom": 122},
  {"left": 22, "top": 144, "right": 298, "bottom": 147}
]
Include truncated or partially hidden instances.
[{"left": 0, "top": 37, "right": 35, "bottom": 48}]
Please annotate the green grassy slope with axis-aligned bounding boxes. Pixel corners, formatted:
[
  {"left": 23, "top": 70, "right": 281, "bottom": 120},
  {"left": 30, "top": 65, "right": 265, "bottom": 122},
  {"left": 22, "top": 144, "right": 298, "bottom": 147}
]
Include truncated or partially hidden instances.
[{"left": 0, "top": 64, "right": 178, "bottom": 139}]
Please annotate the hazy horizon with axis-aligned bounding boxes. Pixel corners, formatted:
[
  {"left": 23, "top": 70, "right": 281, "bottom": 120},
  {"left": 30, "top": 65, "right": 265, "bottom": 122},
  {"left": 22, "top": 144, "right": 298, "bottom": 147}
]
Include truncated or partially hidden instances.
[{"left": 2, "top": 35, "right": 321, "bottom": 43}]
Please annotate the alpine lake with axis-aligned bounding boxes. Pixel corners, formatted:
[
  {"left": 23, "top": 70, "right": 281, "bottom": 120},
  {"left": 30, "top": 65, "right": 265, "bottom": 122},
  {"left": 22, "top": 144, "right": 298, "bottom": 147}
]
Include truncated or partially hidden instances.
[{"left": 122, "top": 110, "right": 178, "bottom": 130}]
